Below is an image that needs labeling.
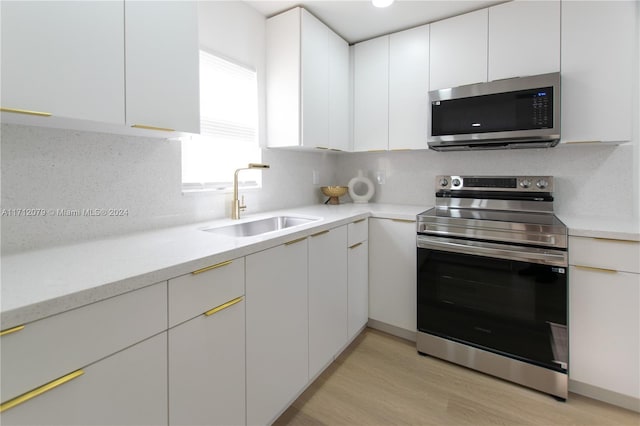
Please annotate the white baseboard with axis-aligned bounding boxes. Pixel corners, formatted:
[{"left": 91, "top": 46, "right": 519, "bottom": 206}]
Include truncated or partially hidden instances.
[
  {"left": 367, "top": 318, "right": 417, "bottom": 342},
  {"left": 570, "top": 379, "right": 640, "bottom": 413}
]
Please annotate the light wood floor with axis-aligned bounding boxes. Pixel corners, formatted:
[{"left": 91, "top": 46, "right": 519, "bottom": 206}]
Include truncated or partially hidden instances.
[{"left": 275, "top": 328, "right": 640, "bottom": 425}]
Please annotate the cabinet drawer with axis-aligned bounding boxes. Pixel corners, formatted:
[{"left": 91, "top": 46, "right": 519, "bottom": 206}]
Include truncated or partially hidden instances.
[
  {"left": 1, "top": 282, "right": 167, "bottom": 404},
  {"left": 168, "top": 257, "right": 244, "bottom": 327},
  {"left": 569, "top": 236, "right": 640, "bottom": 273},
  {"left": 1, "top": 333, "right": 167, "bottom": 425},
  {"left": 348, "top": 218, "right": 368, "bottom": 246}
]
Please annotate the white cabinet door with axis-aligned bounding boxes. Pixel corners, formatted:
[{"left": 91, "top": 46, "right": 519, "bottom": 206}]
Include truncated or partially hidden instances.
[
  {"left": 0, "top": 1, "right": 124, "bottom": 124},
  {"left": 389, "top": 25, "right": 430, "bottom": 150},
  {"left": 169, "top": 298, "right": 245, "bottom": 426},
  {"left": 246, "top": 239, "right": 309, "bottom": 426},
  {"left": 301, "top": 9, "right": 329, "bottom": 149},
  {"left": 1, "top": 333, "right": 167, "bottom": 426},
  {"left": 353, "top": 35, "right": 390, "bottom": 151},
  {"left": 561, "top": 1, "right": 635, "bottom": 144},
  {"left": 348, "top": 240, "right": 369, "bottom": 340},
  {"left": 308, "top": 227, "right": 348, "bottom": 379},
  {"left": 488, "top": 0, "right": 560, "bottom": 81},
  {"left": 328, "top": 29, "right": 350, "bottom": 151},
  {"left": 569, "top": 267, "right": 640, "bottom": 399},
  {"left": 266, "top": 8, "right": 349, "bottom": 150},
  {"left": 125, "top": 1, "right": 200, "bottom": 133},
  {"left": 369, "top": 218, "right": 417, "bottom": 332},
  {"left": 429, "top": 9, "right": 488, "bottom": 90}
]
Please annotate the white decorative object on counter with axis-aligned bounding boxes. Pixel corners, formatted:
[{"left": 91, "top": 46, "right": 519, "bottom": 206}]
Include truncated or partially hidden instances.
[{"left": 348, "top": 170, "right": 375, "bottom": 203}]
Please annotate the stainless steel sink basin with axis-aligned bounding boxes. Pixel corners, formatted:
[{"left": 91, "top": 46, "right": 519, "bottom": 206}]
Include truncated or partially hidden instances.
[{"left": 202, "top": 216, "right": 320, "bottom": 237}]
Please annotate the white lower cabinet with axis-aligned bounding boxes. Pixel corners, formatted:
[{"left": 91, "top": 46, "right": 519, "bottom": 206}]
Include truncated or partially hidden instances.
[
  {"left": 308, "top": 226, "right": 348, "bottom": 379},
  {"left": 569, "top": 236, "right": 640, "bottom": 405},
  {"left": 1, "top": 333, "right": 167, "bottom": 426},
  {"left": 348, "top": 238, "right": 368, "bottom": 340},
  {"left": 169, "top": 298, "right": 245, "bottom": 426},
  {"left": 246, "top": 238, "right": 309, "bottom": 426},
  {"left": 369, "top": 218, "right": 417, "bottom": 333}
]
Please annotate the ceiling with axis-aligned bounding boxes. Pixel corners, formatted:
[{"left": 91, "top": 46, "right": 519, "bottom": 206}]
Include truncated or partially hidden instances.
[{"left": 245, "top": 0, "right": 506, "bottom": 44}]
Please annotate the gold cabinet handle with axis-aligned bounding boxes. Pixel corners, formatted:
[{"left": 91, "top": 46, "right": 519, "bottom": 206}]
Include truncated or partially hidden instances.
[
  {"left": 315, "top": 146, "right": 329, "bottom": 150},
  {"left": 349, "top": 242, "right": 363, "bottom": 249},
  {"left": 353, "top": 218, "right": 366, "bottom": 224},
  {"left": 285, "top": 237, "right": 307, "bottom": 246},
  {"left": 574, "top": 265, "right": 618, "bottom": 274},
  {"left": 310, "top": 230, "right": 330, "bottom": 238},
  {"left": 367, "top": 149, "right": 386, "bottom": 153},
  {"left": 131, "top": 124, "right": 175, "bottom": 132},
  {"left": 391, "top": 219, "right": 416, "bottom": 223},
  {"left": 0, "top": 370, "right": 84, "bottom": 413},
  {"left": 591, "top": 237, "right": 639, "bottom": 244},
  {"left": 204, "top": 296, "right": 243, "bottom": 317},
  {"left": 0, "top": 325, "right": 25, "bottom": 337},
  {"left": 1, "top": 107, "right": 52, "bottom": 117},
  {"left": 192, "top": 260, "right": 232, "bottom": 275}
]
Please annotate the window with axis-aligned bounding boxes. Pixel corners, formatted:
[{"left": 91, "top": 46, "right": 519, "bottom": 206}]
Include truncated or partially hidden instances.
[{"left": 181, "top": 50, "right": 261, "bottom": 192}]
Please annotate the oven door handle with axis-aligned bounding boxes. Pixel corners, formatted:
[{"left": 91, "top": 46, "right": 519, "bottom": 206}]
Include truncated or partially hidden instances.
[{"left": 417, "top": 235, "right": 567, "bottom": 267}]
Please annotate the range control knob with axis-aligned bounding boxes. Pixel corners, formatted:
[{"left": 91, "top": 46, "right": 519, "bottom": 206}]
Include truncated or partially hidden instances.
[
  {"left": 536, "top": 179, "right": 549, "bottom": 189},
  {"left": 439, "top": 178, "right": 449, "bottom": 187},
  {"left": 519, "top": 179, "right": 532, "bottom": 189},
  {"left": 452, "top": 178, "right": 461, "bottom": 187}
]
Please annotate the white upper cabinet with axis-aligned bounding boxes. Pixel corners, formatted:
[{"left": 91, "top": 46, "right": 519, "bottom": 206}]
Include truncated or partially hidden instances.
[
  {"left": 125, "top": 1, "right": 200, "bottom": 134},
  {"left": 266, "top": 8, "right": 349, "bottom": 150},
  {"left": 328, "top": 30, "right": 350, "bottom": 152},
  {"left": 561, "top": 1, "right": 635, "bottom": 144},
  {"left": 353, "top": 35, "right": 390, "bottom": 151},
  {"left": 429, "top": 9, "right": 488, "bottom": 90},
  {"left": 0, "top": 1, "right": 124, "bottom": 124},
  {"left": 488, "top": 0, "right": 560, "bottom": 81},
  {"left": 389, "top": 25, "right": 430, "bottom": 150},
  {"left": 301, "top": 9, "right": 329, "bottom": 149}
]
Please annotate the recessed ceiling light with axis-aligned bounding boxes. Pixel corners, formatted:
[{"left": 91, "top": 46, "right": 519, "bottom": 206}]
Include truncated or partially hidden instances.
[{"left": 372, "top": 0, "right": 394, "bottom": 8}]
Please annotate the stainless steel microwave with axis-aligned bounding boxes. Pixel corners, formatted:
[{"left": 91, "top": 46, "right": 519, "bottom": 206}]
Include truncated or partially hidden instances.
[{"left": 428, "top": 72, "right": 560, "bottom": 151}]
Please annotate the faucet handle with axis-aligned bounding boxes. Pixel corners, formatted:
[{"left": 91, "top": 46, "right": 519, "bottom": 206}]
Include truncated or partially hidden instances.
[{"left": 240, "top": 195, "right": 246, "bottom": 211}]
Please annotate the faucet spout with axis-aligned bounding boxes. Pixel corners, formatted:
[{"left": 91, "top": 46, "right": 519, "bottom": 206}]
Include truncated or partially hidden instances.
[{"left": 232, "top": 163, "right": 270, "bottom": 220}]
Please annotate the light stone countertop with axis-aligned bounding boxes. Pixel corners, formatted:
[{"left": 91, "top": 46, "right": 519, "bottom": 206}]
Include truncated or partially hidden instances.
[
  {"left": 1, "top": 203, "right": 428, "bottom": 329},
  {"left": 559, "top": 214, "right": 640, "bottom": 241}
]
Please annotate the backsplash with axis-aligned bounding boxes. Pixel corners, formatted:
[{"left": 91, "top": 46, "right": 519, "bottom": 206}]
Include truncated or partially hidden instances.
[
  {"left": 0, "top": 124, "right": 336, "bottom": 254},
  {"left": 336, "top": 143, "right": 637, "bottom": 220},
  {"left": 1, "top": 123, "right": 637, "bottom": 254}
]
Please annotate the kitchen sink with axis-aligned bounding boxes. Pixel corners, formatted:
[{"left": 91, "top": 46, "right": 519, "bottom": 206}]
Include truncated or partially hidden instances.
[{"left": 202, "top": 216, "right": 320, "bottom": 237}]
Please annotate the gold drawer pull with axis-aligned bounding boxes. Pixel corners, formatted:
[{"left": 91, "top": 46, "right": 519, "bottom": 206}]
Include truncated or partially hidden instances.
[
  {"left": 353, "top": 218, "right": 366, "bottom": 224},
  {"left": 392, "top": 219, "right": 416, "bottom": 223},
  {"left": 0, "top": 325, "right": 25, "bottom": 337},
  {"left": 131, "top": 124, "right": 175, "bottom": 132},
  {"left": 204, "top": 296, "right": 243, "bottom": 317},
  {"left": 285, "top": 237, "right": 307, "bottom": 246},
  {"left": 349, "top": 242, "right": 363, "bottom": 249},
  {"left": 367, "top": 149, "right": 386, "bottom": 153},
  {"left": 315, "top": 146, "right": 329, "bottom": 150},
  {"left": 192, "top": 260, "right": 232, "bottom": 275},
  {"left": 310, "top": 230, "right": 330, "bottom": 238},
  {"left": 0, "top": 370, "right": 84, "bottom": 413},
  {"left": 591, "top": 237, "right": 639, "bottom": 244},
  {"left": 1, "top": 107, "right": 52, "bottom": 117},
  {"left": 575, "top": 265, "right": 618, "bottom": 274}
]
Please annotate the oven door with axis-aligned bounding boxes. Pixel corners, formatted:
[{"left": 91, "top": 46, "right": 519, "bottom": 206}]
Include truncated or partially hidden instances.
[{"left": 417, "top": 235, "right": 568, "bottom": 372}]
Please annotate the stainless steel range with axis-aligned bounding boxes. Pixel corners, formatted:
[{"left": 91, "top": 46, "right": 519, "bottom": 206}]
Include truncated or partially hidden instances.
[{"left": 416, "top": 175, "right": 568, "bottom": 400}]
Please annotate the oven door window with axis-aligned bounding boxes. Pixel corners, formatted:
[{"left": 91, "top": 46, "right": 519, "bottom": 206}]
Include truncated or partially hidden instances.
[{"left": 417, "top": 247, "right": 567, "bottom": 372}]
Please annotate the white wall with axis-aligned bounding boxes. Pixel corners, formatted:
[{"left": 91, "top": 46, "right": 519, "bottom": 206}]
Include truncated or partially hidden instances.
[{"left": 0, "top": 2, "right": 337, "bottom": 254}]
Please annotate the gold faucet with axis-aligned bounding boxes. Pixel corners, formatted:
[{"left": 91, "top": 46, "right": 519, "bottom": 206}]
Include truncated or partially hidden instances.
[{"left": 232, "top": 163, "right": 270, "bottom": 219}]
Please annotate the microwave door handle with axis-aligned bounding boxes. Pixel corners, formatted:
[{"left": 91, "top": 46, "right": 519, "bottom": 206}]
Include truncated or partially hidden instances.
[{"left": 417, "top": 236, "right": 567, "bottom": 267}]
